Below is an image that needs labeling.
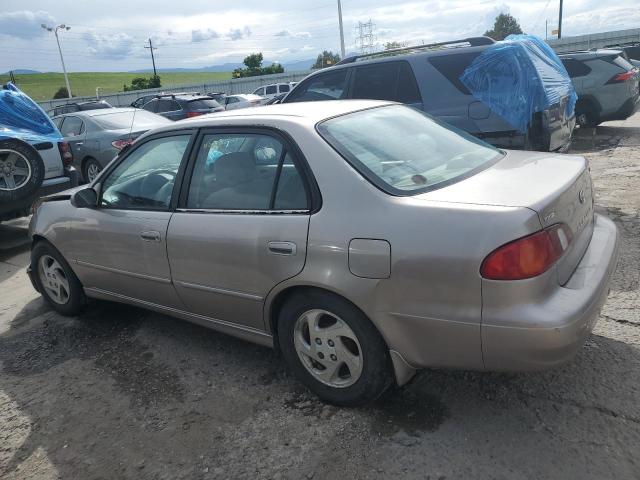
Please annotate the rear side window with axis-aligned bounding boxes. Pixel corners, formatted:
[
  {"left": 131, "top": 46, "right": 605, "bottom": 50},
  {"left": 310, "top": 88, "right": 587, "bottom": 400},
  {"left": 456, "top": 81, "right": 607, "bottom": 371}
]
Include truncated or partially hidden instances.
[
  {"left": 396, "top": 62, "right": 422, "bottom": 103},
  {"left": 286, "top": 69, "right": 348, "bottom": 102},
  {"left": 279, "top": 84, "right": 290, "bottom": 93},
  {"left": 429, "top": 52, "right": 481, "bottom": 95},
  {"left": 157, "top": 99, "right": 181, "bottom": 113},
  {"left": 561, "top": 59, "right": 592, "bottom": 78},
  {"left": 142, "top": 100, "right": 158, "bottom": 113},
  {"left": 188, "top": 99, "right": 221, "bottom": 110},
  {"left": 352, "top": 64, "right": 399, "bottom": 101}
]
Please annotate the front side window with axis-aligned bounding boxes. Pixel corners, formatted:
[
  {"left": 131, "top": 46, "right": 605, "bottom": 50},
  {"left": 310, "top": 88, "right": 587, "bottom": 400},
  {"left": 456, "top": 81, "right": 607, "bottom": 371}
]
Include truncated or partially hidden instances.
[
  {"left": 279, "top": 84, "right": 290, "bottom": 93},
  {"left": 266, "top": 85, "right": 277, "bottom": 95},
  {"left": 318, "top": 105, "right": 503, "bottom": 195},
  {"left": 156, "top": 100, "right": 181, "bottom": 113},
  {"left": 286, "top": 69, "right": 348, "bottom": 102},
  {"left": 186, "top": 133, "right": 308, "bottom": 211},
  {"left": 100, "top": 135, "right": 191, "bottom": 210},
  {"left": 142, "top": 100, "right": 158, "bottom": 113}
]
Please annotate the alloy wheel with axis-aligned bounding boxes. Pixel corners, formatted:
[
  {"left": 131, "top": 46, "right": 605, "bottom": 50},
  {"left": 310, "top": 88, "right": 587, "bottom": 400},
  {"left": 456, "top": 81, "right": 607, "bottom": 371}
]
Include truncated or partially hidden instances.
[
  {"left": 86, "top": 162, "right": 101, "bottom": 182},
  {"left": 38, "top": 254, "right": 71, "bottom": 305},
  {"left": 0, "top": 149, "right": 32, "bottom": 191},
  {"left": 293, "top": 309, "right": 363, "bottom": 388}
]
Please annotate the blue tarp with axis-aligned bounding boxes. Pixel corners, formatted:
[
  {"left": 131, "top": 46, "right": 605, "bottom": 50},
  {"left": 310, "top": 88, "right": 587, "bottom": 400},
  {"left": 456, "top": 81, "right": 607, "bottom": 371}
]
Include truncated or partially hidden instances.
[
  {"left": 0, "top": 82, "right": 62, "bottom": 144},
  {"left": 460, "top": 34, "right": 577, "bottom": 133}
]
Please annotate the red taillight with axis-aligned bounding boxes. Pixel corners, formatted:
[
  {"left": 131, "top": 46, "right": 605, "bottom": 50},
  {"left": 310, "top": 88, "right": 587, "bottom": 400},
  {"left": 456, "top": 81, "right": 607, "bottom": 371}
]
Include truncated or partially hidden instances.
[
  {"left": 57, "top": 141, "right": 73, "bottom": 166},
  {"left": 480, "top": 224, "right": 572, "bottom": 280},
  {"left": 605, "top": 71, "right": 635, "bottom": 84},
  {"left": 186, "top": 111, "right": 204, "bottom": 118},
  {"left": 111, "top": 138, "right": 134, "bottom": 150}
]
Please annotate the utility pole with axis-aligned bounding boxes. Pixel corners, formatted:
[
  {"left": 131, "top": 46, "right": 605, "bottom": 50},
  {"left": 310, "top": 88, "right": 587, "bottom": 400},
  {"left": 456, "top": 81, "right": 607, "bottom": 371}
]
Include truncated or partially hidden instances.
[
  {"left": 558, "top": 0, "right": 563, "bottom": 39},
  {"left": 545, "top": 20, "right": 548, "bottom": 40},
  {"left": 9, "top": 71, "right": 16, "bottom": 84},
  {"left": 337, "top": 0, "right": 346, "bottom": 59},
  {"left": 145, "top": 39, "right": 157, "bottom": 77},
  {"left": 41, "top": 23, "right": 72, "bottom": 98}
]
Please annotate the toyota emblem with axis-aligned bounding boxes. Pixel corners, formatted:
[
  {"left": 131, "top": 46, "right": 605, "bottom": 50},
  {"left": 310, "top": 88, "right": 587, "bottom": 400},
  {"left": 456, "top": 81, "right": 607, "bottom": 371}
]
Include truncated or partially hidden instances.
[{"left": 578, "top": 189, "right": 586, "bottom": 204}]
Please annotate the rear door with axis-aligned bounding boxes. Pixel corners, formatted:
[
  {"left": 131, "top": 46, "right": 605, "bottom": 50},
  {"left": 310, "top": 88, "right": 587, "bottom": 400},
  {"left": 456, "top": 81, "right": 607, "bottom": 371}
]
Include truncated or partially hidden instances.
[
  {"left": 59, "top": 115, "right": 86, "bottom": 162},
  {"left": 167, "top": 129, "right": 313, "bottom": 331}
]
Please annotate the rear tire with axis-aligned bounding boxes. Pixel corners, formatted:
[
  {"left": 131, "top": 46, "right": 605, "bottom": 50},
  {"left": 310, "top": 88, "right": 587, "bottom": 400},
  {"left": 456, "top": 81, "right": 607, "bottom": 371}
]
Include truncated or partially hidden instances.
[
  {"left": 82, "top": 157, "right": 102, "bottom": 183},
  {"left": 0, "top": 139, "right": 45, "bottom": 202},
  {"left": 277, "top": 290, "right": 393, "bottom": 406},
  {"left": 576, "top": 101, "right": 599, "bottom": 128},
  {"left": 31, "top": 241, "right": 86, "bottom": 316}
]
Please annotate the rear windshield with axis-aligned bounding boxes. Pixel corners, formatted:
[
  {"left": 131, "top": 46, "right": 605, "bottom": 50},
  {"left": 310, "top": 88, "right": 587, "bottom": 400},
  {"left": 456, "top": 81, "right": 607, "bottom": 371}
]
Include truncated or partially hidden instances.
[
  {"left": 92, "top": 110, "right": 170, "bottom": 129},
  {"left": 188, "top": 99, "right": 222, "bottom": 110},
  {"left": 318, "top": 105, "right": 503, "bottom": 195}
]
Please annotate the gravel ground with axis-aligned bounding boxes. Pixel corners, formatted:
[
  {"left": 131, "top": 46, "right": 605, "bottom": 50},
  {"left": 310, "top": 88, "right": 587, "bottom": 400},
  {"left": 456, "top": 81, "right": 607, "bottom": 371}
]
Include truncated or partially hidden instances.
[{"left": 1, "top": 115, "right": 639, "bottom": 480}]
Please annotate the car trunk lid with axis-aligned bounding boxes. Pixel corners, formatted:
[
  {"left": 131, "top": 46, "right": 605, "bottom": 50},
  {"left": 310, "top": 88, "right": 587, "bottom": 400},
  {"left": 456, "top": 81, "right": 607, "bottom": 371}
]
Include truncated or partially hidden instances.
[{"left": 418, "top": 150, "right": 594, "bottom": 284}]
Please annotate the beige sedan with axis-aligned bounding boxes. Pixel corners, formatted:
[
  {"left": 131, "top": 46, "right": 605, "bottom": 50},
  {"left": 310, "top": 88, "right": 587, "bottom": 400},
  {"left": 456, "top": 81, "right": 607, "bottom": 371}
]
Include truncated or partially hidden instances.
[{"left": 28, "top": 101, "right": 618, "bottom": 406}]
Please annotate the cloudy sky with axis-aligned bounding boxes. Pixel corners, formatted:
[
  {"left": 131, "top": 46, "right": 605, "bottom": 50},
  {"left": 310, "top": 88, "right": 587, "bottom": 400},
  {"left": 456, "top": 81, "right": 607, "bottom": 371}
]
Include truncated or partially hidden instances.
[{"left": 1, "top": 0, "right": 638, "bottom": 72}]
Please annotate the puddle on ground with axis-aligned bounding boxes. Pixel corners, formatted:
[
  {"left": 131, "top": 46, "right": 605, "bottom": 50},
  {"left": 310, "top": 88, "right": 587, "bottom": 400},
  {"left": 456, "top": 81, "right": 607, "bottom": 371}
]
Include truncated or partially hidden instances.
[{"left": 369, "top": 388, "right": 449, "bottom": 436}]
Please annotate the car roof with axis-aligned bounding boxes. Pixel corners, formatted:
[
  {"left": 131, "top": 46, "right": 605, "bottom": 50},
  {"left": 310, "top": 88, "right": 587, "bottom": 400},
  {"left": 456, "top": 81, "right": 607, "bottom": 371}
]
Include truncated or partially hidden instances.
[
  {"left": 54, "top": 107, "right": 136, "bottom": 119},
  {"left": 148, "top": 100, "right": 393, "bottom": 133}
]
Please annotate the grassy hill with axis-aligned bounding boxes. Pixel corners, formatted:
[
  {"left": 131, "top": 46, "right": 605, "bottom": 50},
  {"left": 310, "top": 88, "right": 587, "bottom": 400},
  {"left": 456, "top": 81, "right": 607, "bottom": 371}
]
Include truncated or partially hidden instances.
[{"left": 0, "top": 71, "right": 233, "bottom": 101}]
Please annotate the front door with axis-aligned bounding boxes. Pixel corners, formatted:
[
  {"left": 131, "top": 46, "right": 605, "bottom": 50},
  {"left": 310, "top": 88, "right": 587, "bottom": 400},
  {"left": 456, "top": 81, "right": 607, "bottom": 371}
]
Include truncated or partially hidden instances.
[
  {"left": 69, "top": 132, "right": 194, "bottom": 308},
  {"left": 167, "top": 129, "right": 313, "bottom": 330}
]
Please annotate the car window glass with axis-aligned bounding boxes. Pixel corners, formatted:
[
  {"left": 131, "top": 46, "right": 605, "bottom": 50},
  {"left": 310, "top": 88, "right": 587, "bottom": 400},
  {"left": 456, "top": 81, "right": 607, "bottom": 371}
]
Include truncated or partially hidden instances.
[
  {"left": 53, "top": 117, "right": 64, "bottom": 129},
  {"left": 227, "top": 97, "right": 239, "bottom": 104},
  {"left": 188, "top": 99, "right": 221, "bottom": 109},
  {"left": 100, "top": 135, "right": 190, "bottom": 210},
  {"left": 60, "top": 116, "right": 84, "bottom": 136},
  {"left": 157, "top": 99, "right": 181, "bottom": 113},
  {"left": 561, "top": 59, "right": 592, "bottom": 77},
  {"left": 279, "top": 84, "right": 290, "bottom": 93},
  {"left": 429, "top": 52, "right": 481, "bottom": 95},
  {"left": 274, "top": 153, "right": 308, "bottom": 210},
  {"left": 287, "top": 69, "right": 348, "bottom": 102},
  {"left": 318, "top": 104, "right": 502, "bottom": 195},
  {"left": 396, "top": 62, "right": 422, "bottom": 103},
  {"left": 255, "top": 87, "right": 265, "bottom": 95},
  {"left": 142, "top": 100, "right": 158, "bottom": 113},
  {"left": 187, "top": 133, "right": 307, "bottom": 211},
  {"left": 266, "top": 85, "right": 277, "bottom": 95},
  {"left": 352, "top": 63, "right": 399, "bottom": 101}
]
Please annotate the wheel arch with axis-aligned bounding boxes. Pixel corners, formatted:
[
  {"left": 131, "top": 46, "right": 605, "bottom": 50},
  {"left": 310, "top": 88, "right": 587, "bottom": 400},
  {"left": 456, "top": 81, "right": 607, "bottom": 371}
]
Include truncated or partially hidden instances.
[{"left": 266, "top": 283, "right": 417, "bottom": 386}]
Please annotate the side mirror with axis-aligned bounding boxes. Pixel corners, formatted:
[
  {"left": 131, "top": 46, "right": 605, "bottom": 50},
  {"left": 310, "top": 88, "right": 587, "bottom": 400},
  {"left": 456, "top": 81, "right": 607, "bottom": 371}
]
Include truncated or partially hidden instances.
[{"left": 71, "top": 187, "right": 98, "bottom": 209}]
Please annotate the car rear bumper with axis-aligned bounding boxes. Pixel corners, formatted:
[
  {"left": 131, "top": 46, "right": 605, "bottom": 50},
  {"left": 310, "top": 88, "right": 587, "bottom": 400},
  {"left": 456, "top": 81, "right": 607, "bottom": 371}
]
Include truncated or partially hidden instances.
[
  {"left": 481, "top": 213, "right": 619, "bottom": 371},
  {"left": 601, "top": 95, "right": 640, "bottom": 122},
  {"left": 0, "top": 166, "right": 78, "bottom": 217}
]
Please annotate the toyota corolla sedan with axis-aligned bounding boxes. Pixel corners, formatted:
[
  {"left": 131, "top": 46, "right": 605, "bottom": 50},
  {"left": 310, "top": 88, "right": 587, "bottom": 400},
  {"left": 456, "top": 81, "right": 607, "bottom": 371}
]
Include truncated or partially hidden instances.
[{"left": 28, "top": 101, "right": 619, "bottom": 406}]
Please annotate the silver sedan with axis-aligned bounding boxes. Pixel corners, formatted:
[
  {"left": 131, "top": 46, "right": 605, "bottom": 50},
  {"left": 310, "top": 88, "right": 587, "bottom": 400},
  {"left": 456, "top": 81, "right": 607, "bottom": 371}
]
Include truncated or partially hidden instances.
[{"left": 28, "top": 101, "right": 619, "bottom": 406}]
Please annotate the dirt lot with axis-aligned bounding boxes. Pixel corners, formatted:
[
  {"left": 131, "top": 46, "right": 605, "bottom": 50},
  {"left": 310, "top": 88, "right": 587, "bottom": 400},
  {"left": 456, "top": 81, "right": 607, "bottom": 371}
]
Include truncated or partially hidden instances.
[{"left": 1, "top": 115, "right": 639, "bottom": 480}]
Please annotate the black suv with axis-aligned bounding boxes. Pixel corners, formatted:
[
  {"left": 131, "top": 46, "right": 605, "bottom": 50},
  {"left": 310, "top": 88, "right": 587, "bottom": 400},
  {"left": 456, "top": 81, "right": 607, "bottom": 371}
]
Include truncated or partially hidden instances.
[
  {"left": 141, "top": 93, "right": 225, "bottom": 120},
  {"left": 284, "top": 37, "right": 575, "bottom": 152}
]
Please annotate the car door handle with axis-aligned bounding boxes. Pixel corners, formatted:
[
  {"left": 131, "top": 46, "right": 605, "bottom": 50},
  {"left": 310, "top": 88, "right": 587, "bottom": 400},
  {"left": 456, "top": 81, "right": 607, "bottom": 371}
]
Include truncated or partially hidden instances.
[
  {"left": 75, "top": 142, "right": 83, "bottom": 146},
  {"left": 268, "top": 241, "right": 296, "bottom": 255},
  {"left": 140, "top": 231, "right": 161, "bottom": 242}
]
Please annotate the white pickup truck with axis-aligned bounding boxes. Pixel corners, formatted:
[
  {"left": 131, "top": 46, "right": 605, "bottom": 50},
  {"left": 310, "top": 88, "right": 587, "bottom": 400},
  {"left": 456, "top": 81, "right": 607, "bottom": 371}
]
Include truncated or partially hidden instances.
[{"left": 0, "top": 83, "right": 78, "bottom": 222}]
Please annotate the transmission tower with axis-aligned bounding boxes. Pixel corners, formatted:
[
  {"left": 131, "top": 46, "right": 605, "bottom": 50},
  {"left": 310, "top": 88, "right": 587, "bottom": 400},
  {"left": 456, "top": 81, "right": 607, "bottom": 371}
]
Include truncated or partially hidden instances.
[{"left": 355, "top": 20, "right": 376, "bottom": 54}]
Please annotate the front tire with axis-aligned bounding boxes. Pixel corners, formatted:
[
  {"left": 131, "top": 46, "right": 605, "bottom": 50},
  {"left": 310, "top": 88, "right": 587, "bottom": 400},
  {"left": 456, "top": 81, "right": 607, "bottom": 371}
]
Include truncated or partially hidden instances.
[
  {"left": 277, "top": 290, "right": 393, "bottom": 406},
  {"left": 32, "top": 241, "right": 86, "bottom": 316}
]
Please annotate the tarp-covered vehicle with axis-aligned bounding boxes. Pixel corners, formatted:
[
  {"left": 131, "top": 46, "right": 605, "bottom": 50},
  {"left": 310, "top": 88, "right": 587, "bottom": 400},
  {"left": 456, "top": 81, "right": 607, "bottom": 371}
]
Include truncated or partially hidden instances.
[{"left": 0, "top": 83, "right": 78, "bottom": 221}]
